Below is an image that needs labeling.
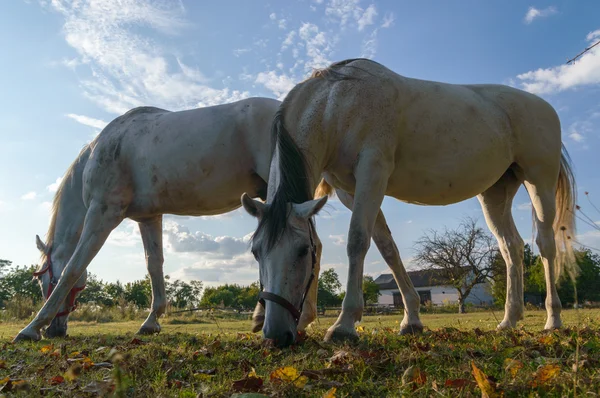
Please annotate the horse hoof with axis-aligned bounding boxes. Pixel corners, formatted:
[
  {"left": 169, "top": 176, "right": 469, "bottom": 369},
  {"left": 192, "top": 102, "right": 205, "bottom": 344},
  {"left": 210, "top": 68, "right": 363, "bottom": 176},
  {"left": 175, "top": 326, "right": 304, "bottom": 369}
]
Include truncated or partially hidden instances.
[
  {"left": 399, "top": 324, "right": 424, "bottom": 335},
  {"left": 13, "top": 332, "right": 40, "bottom": 343},
  {"left": 137, "top": 325, "right": 161, "bottom": 335},
  {"left": 496, "top": 320, "right": 516, "bottom": 330},
  {"left": 324, "top": 327, "right": 359, "bottom": 344}
]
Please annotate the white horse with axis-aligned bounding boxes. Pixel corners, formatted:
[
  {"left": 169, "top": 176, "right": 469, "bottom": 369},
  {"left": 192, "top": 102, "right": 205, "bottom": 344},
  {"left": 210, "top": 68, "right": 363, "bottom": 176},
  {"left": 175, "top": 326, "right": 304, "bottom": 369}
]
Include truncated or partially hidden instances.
[
  {"left": 241, "top": 58, "right": 578, "bottom": 346},
  {"left": 15, "top": 95, "right": 421, "bottom": 342}
]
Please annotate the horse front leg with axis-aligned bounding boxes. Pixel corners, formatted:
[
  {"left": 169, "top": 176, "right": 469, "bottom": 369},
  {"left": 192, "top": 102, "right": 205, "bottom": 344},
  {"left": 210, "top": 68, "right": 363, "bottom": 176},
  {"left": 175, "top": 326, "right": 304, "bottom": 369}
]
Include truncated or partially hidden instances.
[
  {"left": 14, "top": 201, "right": 124, "bottom": 342},
  {"left": 325, "top": 154, "right": 390, "bottom": 343},
  {"left": 137, "top": 216, "right": 167, "bottom": 335}
]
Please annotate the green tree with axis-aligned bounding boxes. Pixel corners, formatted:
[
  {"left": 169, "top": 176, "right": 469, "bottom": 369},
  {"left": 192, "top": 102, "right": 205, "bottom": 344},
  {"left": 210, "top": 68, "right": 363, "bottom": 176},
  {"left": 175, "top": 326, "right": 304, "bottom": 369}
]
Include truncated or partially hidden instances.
[
  {"left": 105, "top": 281, "right": 125, "bottom": 305},
  {"left": 124, "top": 277, "right": 152, "bottom": 307},
  {"left": 0, "top": 264, "right": 41, "bottom": 306},
  {"left": 362, "top": 275, "right": 380, "bottom": 305},
  {"left": 167, "top": 279, "right": 204, "bottom": 309},
  {"left": 237, "top": 282, "right": 260, "bottom": 309},
  {"left": 77, "top": 273, "right": 113, "bottom": 306},
  {"left": 0, "top": 259, "right": 11, "bottom": 278},
  {"left": 318, "top": 268, "right": 343, "bottom": 307},
  {"left": 200, "top": 285, "right": 236, "bottom": 307}
]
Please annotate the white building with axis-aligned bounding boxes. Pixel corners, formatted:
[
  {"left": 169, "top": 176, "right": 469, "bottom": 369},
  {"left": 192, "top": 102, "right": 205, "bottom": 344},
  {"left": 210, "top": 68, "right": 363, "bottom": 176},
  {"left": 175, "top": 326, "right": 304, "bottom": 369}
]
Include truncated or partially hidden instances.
[{"left": 374, "top": 268, "right": 494, "bottom": 307}]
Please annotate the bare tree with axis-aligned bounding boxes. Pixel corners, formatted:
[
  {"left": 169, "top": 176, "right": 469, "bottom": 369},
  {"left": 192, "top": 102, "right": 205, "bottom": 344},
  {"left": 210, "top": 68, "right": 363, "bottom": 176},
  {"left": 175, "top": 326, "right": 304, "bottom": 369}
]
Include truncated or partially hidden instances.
[{"left": 413, "top": 217, "right": 499, "bottom": 313}]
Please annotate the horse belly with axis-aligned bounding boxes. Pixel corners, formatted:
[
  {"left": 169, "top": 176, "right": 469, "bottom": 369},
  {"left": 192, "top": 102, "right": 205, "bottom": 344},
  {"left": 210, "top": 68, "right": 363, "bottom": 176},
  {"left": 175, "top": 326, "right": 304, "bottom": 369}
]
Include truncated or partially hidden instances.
[{"left": 387, "top": 151, "right": 512, "bottom": 206}]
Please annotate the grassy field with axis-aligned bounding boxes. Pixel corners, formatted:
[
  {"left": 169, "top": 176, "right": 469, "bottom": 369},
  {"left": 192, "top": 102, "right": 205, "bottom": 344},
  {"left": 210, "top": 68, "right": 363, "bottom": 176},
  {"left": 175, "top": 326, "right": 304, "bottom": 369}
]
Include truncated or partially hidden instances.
[{"left": 1, "top": 309, "right": 599, "bottom": 397}]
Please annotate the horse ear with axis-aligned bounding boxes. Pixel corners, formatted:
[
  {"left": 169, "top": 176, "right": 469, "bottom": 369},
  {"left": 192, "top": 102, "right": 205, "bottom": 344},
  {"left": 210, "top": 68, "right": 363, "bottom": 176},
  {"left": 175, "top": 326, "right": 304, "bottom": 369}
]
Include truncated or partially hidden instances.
[
  {"left": 293, "top": 196, "right": 328, "bottom": 219},
  {"left": 241, "top": 193, "right": 266, "bottom": 218},
  {"left": 36, "top": 235, "right": 48, "bottom": 254}
]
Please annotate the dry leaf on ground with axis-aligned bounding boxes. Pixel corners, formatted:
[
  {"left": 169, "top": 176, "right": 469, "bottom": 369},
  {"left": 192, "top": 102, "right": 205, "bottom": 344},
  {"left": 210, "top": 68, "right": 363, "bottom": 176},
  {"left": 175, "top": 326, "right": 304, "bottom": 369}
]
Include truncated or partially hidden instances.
[
  {"left": 471, "top": 361, "right": 498, "bottom": 398},
  {"left": 270, "top": 366, "right": 308, "bottom": 388}
]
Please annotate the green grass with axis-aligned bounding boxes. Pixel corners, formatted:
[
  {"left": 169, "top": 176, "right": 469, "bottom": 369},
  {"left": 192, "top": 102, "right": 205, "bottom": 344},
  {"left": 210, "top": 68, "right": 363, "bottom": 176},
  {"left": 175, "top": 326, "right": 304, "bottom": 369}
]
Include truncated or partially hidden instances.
[{"left": 1, "top": 309, "right": 599, "bottom": 397}]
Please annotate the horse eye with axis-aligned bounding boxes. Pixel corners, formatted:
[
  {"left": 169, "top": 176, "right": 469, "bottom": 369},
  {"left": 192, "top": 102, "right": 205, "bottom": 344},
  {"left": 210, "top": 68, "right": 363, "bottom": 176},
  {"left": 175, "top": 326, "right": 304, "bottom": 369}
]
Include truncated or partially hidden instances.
[{"left": 298, "top": 246, "right": 309, "bottom": 258}]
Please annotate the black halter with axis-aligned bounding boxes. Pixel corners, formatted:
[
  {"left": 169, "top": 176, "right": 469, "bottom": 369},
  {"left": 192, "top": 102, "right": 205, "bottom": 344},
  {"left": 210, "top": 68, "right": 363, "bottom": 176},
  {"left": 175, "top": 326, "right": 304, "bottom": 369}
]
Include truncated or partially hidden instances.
[{"left": 258, "top": 221, "right": 317, "bottom": 324}]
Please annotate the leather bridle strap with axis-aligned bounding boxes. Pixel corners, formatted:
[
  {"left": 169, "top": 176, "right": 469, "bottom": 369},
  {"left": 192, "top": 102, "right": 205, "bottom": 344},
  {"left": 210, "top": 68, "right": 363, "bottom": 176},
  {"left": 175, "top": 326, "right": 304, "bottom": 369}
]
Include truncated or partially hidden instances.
[
  {"left": 258, "top": 220, "right": 317, "bottom": 325},
  {"left": 32, "top": 251, "right": 86, "bottom": 317}
]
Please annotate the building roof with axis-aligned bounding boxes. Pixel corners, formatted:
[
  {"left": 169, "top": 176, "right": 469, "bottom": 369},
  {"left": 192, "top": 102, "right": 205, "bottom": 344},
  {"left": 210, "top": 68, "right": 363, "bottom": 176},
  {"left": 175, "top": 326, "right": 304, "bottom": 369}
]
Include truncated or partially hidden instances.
[{"left": 374, "top": 268, "right": 465, "bottom": 290}]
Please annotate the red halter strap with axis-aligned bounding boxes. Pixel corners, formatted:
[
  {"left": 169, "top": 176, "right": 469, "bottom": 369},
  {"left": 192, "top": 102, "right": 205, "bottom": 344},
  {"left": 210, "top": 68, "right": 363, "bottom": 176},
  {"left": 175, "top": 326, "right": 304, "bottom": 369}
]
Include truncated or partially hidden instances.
[{"left": 33, "top": 252, "right": 86, "bottom": 317}]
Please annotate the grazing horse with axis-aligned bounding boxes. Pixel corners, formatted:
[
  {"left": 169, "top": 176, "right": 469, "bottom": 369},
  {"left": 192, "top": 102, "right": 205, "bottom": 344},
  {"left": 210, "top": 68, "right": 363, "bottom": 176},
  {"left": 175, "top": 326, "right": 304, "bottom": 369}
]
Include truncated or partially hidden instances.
[
  {"left": 15, "top": 96, "right": 420, "bottom": 342},
  {"left": 241, "top": 58, "right": 578, "bottom": 346}
]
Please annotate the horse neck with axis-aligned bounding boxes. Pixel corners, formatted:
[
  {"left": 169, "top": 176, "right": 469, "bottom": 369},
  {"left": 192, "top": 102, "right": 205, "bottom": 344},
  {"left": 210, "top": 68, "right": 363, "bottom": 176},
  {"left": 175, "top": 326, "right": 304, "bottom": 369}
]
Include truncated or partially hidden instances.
[{"left": 47, "top": 148, "right": 91, "bottom": 270}]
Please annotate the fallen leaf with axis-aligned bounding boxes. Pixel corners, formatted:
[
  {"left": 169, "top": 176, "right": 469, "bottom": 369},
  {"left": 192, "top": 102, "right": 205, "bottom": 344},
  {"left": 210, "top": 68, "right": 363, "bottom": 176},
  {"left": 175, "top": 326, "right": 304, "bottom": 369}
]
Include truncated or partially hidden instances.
[
  {"left": 401, "top": 366, "right": 426, "bottom": 389},
  {"left": 69, "top": 351, "right": 81, "bottom": 358},
  {"left": 322, "top": 387, "right": 337, "bottom": 398},
  {"left": 64, "top": 363, "right": 83, "bottom": 382},
  {"left": 328, "top": 350, "right": 354, "bottom": 366},
  {"left": 356, "top": 325, "right": 365, "bottom": 333},
  {"left": 504, "top": 358, "right": 524, "bottom": 378},
  {"left": 444, "top": 378, "right": 475, "bottom": 389},
  {"left": 270, "top": 366, "right": 308, "bottom": 388},
  {"left": 49, "top": 376, "right": 65, "bottom": 385},
  {"left": 82, "top": 357, "right": 94, "bottom": 370},
  {"left": 538, "top": 334, "right": 556, "bottom": 346},
  {"left": 232, "top": 374, "right": 264, "bottom": 393},
  {"left": 40, "top": 344, "right": 54, "bottom": 354},
  {"left": 0, "top": 377, "right": 9, "bottom": 385},
  {"left": 0, "top": 360, "right": 6, "bottom": 369},
  {"left": 531, "top": 364, "right": 560, "bottom": 387},
  {"left": 471, "top": 361, "right": 497, "bottom": 398},
  {"left": 129, "top": 337, "right": 146, "bottom": 345}
]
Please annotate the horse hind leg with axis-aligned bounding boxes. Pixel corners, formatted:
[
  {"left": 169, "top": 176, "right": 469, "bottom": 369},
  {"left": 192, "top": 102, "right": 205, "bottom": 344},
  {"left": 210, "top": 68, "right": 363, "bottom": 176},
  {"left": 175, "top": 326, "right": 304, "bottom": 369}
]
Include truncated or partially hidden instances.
[
  {"left": 14, "top": 201, "right": 124, "bottom": 342},
  {"left": 477, "top": 168, "right": 525, "bottom": 330},
  {"left": 137, "top": 216, "right": 167, "bottom": 335},
  {"left": 335, "top": 188, "right": 423, "bottom": 335},
  {"left": 524, "top": 180, "right": 563, "bottom": 329}
]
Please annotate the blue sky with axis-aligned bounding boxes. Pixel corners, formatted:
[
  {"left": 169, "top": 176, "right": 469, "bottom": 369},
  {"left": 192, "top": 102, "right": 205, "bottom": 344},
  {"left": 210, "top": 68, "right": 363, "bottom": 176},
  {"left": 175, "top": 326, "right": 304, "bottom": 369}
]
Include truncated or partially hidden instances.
[{"left": 1, "top": 0, "right": 599, "bottom": 289}]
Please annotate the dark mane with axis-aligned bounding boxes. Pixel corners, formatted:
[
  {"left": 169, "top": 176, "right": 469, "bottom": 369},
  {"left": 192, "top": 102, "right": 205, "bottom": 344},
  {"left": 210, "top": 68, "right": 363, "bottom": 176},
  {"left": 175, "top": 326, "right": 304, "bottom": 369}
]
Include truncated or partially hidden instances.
[{"left": 254, "top": 58, "right": 372, "bottom": 252}]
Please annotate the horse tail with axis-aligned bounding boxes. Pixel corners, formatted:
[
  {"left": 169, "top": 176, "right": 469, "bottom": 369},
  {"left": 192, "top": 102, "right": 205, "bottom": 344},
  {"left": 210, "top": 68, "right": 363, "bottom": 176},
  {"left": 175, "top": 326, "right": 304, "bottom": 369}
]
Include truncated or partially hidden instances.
[
  {"left": 553, "top": 143, "right": 578, "bottom": 284},
  {"left": 314, "top": 178, "right": 335, "bottom": 198}
]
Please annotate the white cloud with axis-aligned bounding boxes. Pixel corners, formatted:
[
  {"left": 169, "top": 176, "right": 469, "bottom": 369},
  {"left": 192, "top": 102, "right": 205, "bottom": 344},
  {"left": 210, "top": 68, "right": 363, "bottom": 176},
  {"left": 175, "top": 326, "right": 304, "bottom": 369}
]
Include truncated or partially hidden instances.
[
  {"left": 569, "top": 131, "right": 585, "bottom": 143},
  {"left": 329, "top": 234, "right": 346, "bottom": 246},
  {"left": 282, "top": 30, "right": 296, "bottom": 50},
  {"left": 169, "top": 252, "right": 257, "bottom": 284},
  {"left": 47, "top": 177, "right": 64, "bottom": 193},
  {"left": 255, "top": 71, "right": 296, "bottom": 100},
  {"left": 325, "top": 0, "right": 361, "bottom": 28},
  {"left": 381, "top": 12, "right": 394, "bottom": 28},
  {"left": 516, "top": 202, "right": 532, "bottom": 211},
  {"left": 269, "top": 12, "right": 277, "bottom": 20},
  {"left": 298, "top": 23, "right": 333, "bottom": 71},
  {"left": 357, "top": 4, "right": 377, "bottom": 31},
  {"left": 107, "top": 220, "right": 141, "bottom": 247},
  {"left": 516, "top": 29, "right": 600, "bottom": 94},
  {"left": 233, "top": 48, "right": 251, "bottom": 57},
  {"left": 361, "top": 29, "right": 378, "bottom": 59},
  {"left": 66, "top": 113, "right": 108, "bottom": 130},
  {"left": 163, "top": 221, "right": 250, "bottom": 258},
  {"left": 47, "top": 0, "right": 249, "bottom": 114},
  {"left": 21, "top": 192, "right": 37, "bottom": 200},
  {"left": 524, "top": 6, "right": 557, "bottom": 24}
]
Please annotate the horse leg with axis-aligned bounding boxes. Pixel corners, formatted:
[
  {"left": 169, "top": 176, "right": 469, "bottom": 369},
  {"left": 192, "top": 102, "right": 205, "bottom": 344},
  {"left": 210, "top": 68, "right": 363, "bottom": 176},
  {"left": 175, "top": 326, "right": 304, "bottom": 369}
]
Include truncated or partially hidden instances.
[
  {"left": 137, "top": 216, "right": 166, "bottom": 335},
  {"left": 524, "top": 181, "right": 562, "bottom": 329},
  {"left": 335, "top": 189, "right": 423, "bottom": 334},
  {"left": 14, "top": 201, "right": 124, "bottom": 341},
  {"left": 477, "top": 170, "right": 525, "bottom": 329},
  {"left": 325, "top": 154, "right": 390, "bottom": 343}
]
